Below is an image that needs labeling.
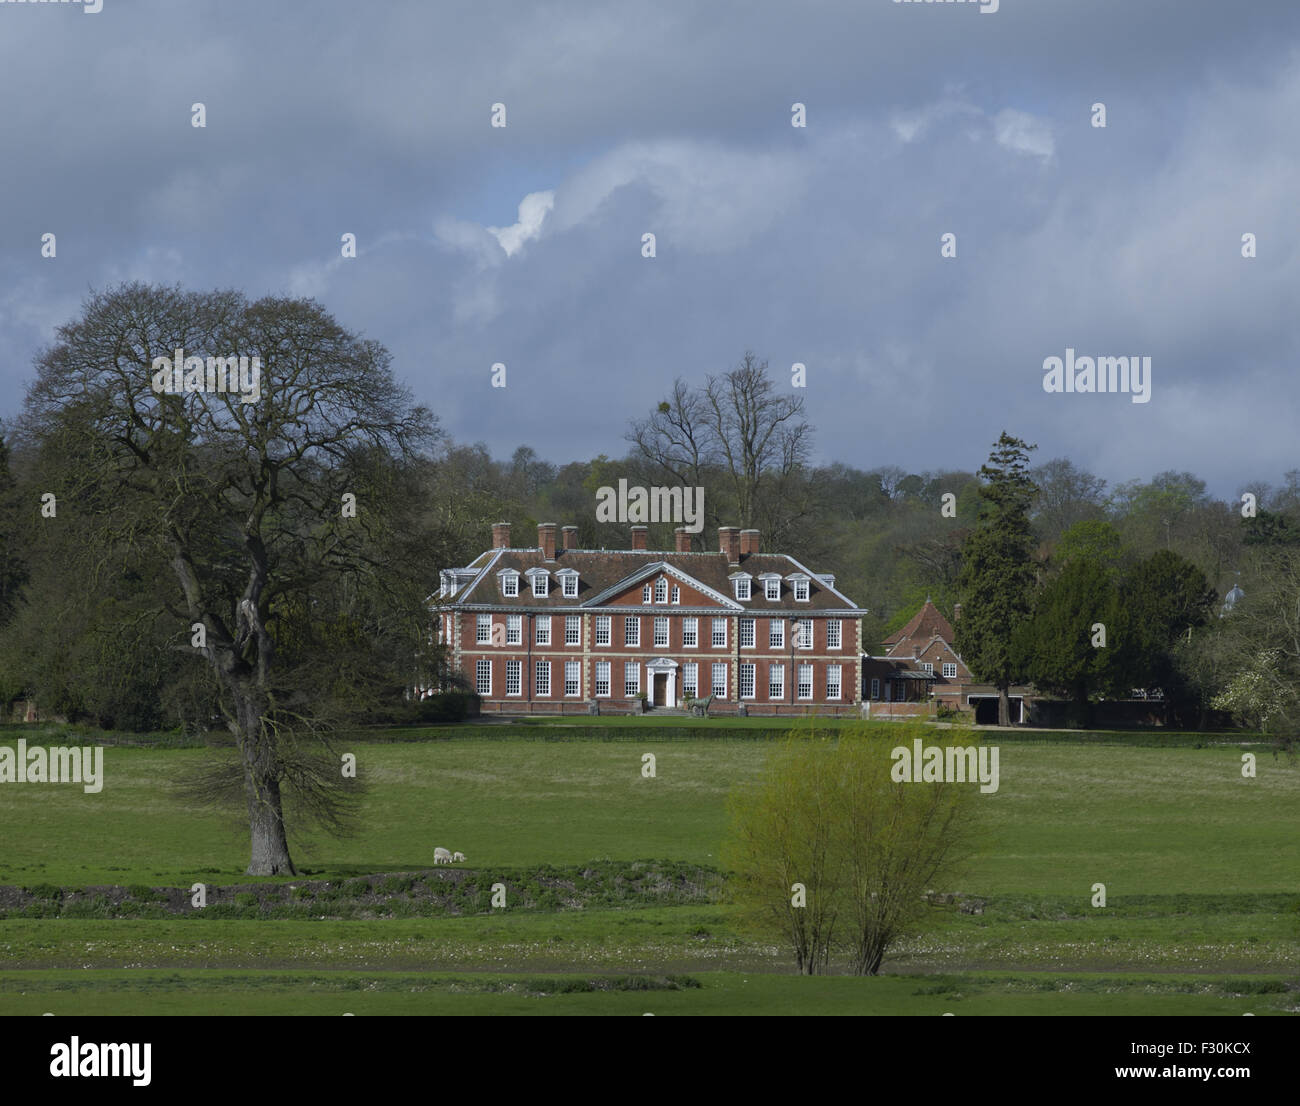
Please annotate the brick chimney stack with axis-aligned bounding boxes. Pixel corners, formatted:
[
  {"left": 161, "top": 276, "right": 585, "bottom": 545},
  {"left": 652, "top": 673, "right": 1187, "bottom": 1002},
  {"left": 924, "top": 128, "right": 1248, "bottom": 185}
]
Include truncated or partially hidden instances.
[
  {"left": 562, "top": 526, "right": 579, "bottom": 551},
  {"left": 538, "top": 523, "right": 557, "bottom": 561},
  {"left": 740, "top": 529, "right": 760, "bottom": 557},
  {"left": 674, "top": 527, "right": 691, "bottom": 553},
  {"left": 718, "top": 526, "right": 740, "bottom": 564},
  {"left": 630, "top": 525, "right": 648, "bottom": 551},
  {"left": 492, "top": 522, "right": 511, "bottom": 549}
]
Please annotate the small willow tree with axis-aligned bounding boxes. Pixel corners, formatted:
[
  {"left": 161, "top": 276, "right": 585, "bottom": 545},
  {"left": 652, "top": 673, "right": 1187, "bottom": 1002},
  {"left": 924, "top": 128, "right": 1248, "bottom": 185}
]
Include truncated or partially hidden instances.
[{"left": 724, "top": 722, "right": 983, "bottom": 975}]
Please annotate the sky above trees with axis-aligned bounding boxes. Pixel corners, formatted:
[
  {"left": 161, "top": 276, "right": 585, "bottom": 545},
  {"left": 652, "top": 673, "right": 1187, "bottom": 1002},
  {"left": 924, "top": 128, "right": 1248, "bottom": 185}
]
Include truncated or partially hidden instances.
[{"left": 3, "top": 1, "right": 1299, "bottom": 496}]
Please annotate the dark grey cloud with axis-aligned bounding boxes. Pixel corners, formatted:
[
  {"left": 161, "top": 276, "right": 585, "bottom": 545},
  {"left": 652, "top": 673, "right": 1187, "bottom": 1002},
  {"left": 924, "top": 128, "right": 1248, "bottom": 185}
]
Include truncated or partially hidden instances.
[{"left": 3, "top": 0, "right": 1298, "bottom": 496}]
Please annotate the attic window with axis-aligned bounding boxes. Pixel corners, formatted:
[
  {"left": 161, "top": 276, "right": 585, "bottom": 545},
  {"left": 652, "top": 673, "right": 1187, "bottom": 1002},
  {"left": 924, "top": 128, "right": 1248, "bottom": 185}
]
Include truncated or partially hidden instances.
[
  {"left": 734, "top": 577, "right": 752, "bottom": 601},
  {"left": 794, "top": 579, "right": 810, "bottom": 602},
  {"left": 501, "top": 574, "right": 519, "bottom": 598},
  {"left": 765, "top": 578, "right": 780, "bottom": 601},
  {"left": 532, "top": 574, "right": 549, "bottom": 598},
  {"left": 654, "top": 578, "right": 668, "bottom": 604}
]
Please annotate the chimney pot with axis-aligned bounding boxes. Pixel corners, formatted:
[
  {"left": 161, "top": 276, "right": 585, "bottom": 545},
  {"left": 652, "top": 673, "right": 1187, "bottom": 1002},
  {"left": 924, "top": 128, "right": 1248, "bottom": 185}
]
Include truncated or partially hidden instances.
[
  {"left": 674, "top": 527, "right": 691, "bottom": 553},
  {"left": 492, "top": 522, "right": 511, "bottom": 549},
  {"left": 630, "top": 526, "right": 648, "bottom": 551},
  {"left": 538, "top": 523, "right": 557, "bottom": 561},
  {"left": 561, "top": 526, "right": 579, "bottom": 551}
]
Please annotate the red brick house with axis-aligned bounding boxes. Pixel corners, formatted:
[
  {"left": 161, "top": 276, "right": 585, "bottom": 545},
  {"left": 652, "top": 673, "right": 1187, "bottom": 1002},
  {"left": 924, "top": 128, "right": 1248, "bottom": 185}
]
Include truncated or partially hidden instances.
[
  {"left": 864, "top": 598, "right": 1030, "bottom": 723},
  {"left": 880, "top": 598, "right": 973, "bottom": 711},
  {"left": 431, "top": 522, "right": 867, "bottom": 716}
]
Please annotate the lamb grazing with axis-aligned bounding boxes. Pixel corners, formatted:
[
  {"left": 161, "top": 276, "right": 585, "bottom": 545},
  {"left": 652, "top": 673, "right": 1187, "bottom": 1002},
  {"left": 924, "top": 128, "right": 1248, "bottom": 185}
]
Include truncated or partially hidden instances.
[
  {"left": 452, "top": 852, "right": 466, "bottom": 863},
  {"left": 433, "top": 847, "right": 453, "bottom": 865}
]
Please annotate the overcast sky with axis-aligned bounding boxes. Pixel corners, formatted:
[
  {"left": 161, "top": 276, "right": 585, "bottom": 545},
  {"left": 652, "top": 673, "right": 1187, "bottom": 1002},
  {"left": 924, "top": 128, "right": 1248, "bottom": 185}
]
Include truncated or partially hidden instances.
[{"left": 2, "top": 0, "right": 1297, "bottom": 498}]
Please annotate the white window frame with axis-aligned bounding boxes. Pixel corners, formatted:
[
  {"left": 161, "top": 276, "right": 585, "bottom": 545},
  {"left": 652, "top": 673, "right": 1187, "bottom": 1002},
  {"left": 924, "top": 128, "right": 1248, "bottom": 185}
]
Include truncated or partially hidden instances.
[
  {"left": 501, "top": 573, "right": 519, "bottom": 598},
  {"left": 595, "top": 661, "right": 611, "bottom": 697},
  {"left": 794, "top": 578, "right": 810, "bottom": 602},
  {"left": 654, "top": 578, "right": 668, "bottom": 604},
  {"left": 797, "top": 663, "right": 813, "bottom": 700},
  {"left": 827, "top": 664, "right": 842, "bottom": 700},
  {"left": 712, "top": 618, "right": 727, "bottom": 648},
  {"left": 943, "top": 662, "right": 957, "bottom": 679},
  {"left": 683, "top": 662, "right": 698, "bottom": 698},
  {"left": 642, "top": 584, "right": 653, "bottom": 604},
  {"left": 740, "top": 618, "right": 755, "bottom": 648},
  {"left": 654, "top": 616, "right": 669, "bottom": 647},
  {"left": 535, "top": 660, "right": 550, "bottom": 697},
  {"left": 536, "top": 615, "right": 552, "bottom": 646},
  {"left": 922, "top": 662, "right": 934, "bottom": 675},
  {"left": 827, "top": 620, "right": 841, "bottom": 650},
  {"left": 770, "top": 619, "right": 784, "bottom": 649},
  {"left": 625, "top": 616, "right": 640, "bottom": 647},
  {"left": 506, "top": 660, "right": 522, "bottom": 697},
  {"left": 711, "top": 662, "right": 728, "bottom": 699},
  {"left": 739, "top": 662, "right": 756, "bottom": 700},
  {"left": 476, "top": 658, "right": 492, "bottom": 696},
  {"left": 506, "top": 614, "right": 522, "bottom": 646},
  {"left": 476, "top": 614, "right": 492, "bottom": 644},
  {"left": 624, "top": 662, "right": 640, "bottom": 697},
  {"left": 796, "top": 619, "right": 813, "bottom": 650},
  {"left": 595, "top": 615, "right": 611, "bottom": 647},
  {"left": 532, "top": 574, "right": 549, "bottom": 598},
  {"left": 564, "top": 660, "right": 580, "bottom": 697},
  {"left": 565, "top": 615, "right": 581, "bottom": 646},
  {"left": 671, "top": 585, "right": 680, "bottom": 604},
  {"left": 764, "top": 578, "right": 780, "bottom": 601},
  {"left": 562, "top": 574, "right": 578, "bottom": 598},
  {"left": 683, "top": 618, "right": 698, "bottom": 648},
  {"left": 769, "top": 663, "right": 784, "bottom": 700},
  {"left": 734, "top": 577, "right": 751, "bottom": 601}
]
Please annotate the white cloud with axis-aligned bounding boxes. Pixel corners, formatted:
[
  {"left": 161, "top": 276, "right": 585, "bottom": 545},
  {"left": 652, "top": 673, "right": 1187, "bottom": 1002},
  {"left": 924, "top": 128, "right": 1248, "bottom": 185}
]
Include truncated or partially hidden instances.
[
  {"left": 487, "top": 190, "right": 555, "bottom": 257},
  {"left": 992, "top": 109, "right": 1055, "bottom": 161}
]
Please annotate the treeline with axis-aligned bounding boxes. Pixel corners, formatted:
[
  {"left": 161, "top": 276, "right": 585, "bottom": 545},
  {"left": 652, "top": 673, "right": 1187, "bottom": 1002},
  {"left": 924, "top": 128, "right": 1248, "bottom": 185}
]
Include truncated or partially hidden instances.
[{"left": 0, "top": 318, "right": 1296, "bottom": 738}]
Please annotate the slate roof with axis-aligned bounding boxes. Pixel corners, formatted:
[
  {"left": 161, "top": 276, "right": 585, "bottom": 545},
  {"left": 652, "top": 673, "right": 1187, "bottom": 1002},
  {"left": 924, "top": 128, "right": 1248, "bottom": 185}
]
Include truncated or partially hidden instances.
[{"left": 440, "top": 548, "right": 866, "bottom": 612}]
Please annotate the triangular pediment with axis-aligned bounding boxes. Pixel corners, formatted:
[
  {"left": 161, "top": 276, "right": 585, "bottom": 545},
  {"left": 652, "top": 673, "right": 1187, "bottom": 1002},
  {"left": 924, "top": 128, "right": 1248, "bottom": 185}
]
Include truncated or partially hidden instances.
[{"left": 581, "top": 560, "right": 741, "bottom": 609}]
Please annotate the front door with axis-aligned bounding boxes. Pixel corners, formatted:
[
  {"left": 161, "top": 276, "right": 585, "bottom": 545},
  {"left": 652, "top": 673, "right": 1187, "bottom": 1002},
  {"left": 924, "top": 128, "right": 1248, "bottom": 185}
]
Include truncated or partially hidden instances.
[{"left": 654, "top": 673, "right": 668, "bottom": 706}]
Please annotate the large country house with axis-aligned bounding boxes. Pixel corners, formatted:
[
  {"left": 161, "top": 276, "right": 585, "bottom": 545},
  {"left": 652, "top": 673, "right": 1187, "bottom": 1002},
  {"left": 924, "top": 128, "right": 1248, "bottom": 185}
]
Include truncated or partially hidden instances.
[{"left": 433, "top": 522, "right": 867, "bottom": 715}]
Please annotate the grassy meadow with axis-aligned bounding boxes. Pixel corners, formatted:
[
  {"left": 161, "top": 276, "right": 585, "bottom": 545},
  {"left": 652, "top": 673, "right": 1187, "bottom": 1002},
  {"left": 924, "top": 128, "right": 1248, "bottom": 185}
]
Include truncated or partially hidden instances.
[{"left": 0, "top": 721, "right": 1296, "bottom": 1015}]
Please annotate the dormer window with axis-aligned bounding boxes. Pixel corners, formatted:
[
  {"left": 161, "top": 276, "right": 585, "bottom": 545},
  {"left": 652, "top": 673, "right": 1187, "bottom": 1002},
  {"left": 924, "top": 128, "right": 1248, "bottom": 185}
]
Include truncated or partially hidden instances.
[
  {"left": 786, "top": 573, "right": 811, "bottom": 602},
  {"left": 557, "top": 568, "right": 579, "bottom": 598},
  {"left": 654, "top": 578, "right": 668, "bottom": 604},
  {"left": 499, "top": 570, "right": 520, "bottom": 598},
  {"left": 763, "top": 577, "right": 780, "bottom": 601},
  {"left": 525, "top": 567, "right": 550, "bottom": 598},
  {"left": 730, "top": 573, "right": 752, "bottom": 601}
]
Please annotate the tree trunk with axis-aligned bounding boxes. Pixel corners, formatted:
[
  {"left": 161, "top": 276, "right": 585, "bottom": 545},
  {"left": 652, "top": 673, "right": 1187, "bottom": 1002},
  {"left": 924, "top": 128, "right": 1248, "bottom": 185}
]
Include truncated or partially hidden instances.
[
  {"left": 246, "top": 771, "right": 295, "bottom": 876},
  {"left": 234, "top": 687, "right": 296, "bottom": 876}
]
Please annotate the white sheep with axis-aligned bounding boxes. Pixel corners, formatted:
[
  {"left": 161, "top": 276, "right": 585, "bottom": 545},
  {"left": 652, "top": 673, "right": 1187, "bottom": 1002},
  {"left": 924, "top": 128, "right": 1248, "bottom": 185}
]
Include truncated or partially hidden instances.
[
  {"left": 433, "top": 847, "right": 452, "bottom": 865},
  {"left": 452, "top": 852, "right": 466, "bottom": 863}
]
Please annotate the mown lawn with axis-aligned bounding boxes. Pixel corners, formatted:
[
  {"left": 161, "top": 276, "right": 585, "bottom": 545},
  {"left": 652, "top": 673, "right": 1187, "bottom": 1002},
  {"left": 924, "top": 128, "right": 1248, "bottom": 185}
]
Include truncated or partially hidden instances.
[
  {"left": 0, "top": 735, "right": 1293, "bottom": 894},
  {"left": 0, "top": 968, "right": 1291, "bottom": 1016},
  {"left": 1, "top": 729, "right": 1296, "bottom": 1015}
]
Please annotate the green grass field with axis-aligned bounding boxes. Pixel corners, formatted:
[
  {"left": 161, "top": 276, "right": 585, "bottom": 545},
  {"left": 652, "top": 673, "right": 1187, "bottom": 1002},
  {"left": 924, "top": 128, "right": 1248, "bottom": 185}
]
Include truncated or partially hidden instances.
[{"left": 1, "top": 725, "right": 1296, "bottom": 1015}]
